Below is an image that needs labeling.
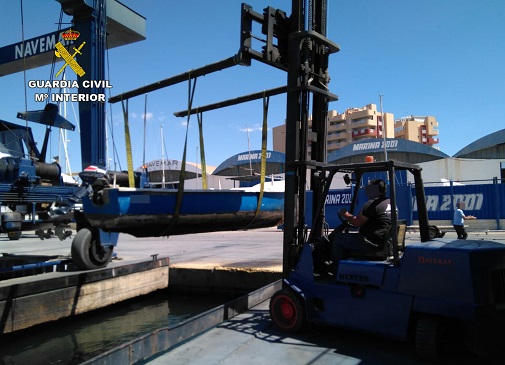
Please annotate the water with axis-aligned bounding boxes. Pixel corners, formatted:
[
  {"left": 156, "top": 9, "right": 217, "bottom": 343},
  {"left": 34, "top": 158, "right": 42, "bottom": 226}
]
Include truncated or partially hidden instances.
[{"left": 0, "top": 290, "right": 232, "bottom": 365}]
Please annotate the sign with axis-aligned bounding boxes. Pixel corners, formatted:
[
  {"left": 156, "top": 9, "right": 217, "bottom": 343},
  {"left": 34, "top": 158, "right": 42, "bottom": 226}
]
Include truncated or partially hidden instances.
[{"left": 0, "top": 29, "right": 71, "bottom": 76}]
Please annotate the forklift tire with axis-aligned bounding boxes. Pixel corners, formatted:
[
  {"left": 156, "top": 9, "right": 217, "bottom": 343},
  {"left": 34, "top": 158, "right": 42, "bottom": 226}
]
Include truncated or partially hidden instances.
[
  {"left": 269, "top": 289, "right": 306, "bottom": 333},
  {"left": 416, "top": 316, "right": 442, "bottom": 361},
  {"left": 71, "top": 228, "right": 113, "bottom": 270},
  {"left": 8, "top": 231, "right": 22, "bottom": 240},
  {"left": 415, "top": 316, "right": 462, "bottom": 362}
]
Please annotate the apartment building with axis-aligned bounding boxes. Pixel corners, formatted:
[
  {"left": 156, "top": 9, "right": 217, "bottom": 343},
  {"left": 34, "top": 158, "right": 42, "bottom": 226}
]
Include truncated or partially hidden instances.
[
  {"left": 272, "top": 103, "right": 439, "bottom": 155},
  {"left": 394, "top": 115, "right": 439, "bottom": 146}
]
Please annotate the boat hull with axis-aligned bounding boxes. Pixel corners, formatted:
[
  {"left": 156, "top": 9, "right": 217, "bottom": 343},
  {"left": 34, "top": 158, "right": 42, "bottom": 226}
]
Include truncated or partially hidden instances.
[{"left": 82, "top": 188, "right": 284, "bottom": 237}]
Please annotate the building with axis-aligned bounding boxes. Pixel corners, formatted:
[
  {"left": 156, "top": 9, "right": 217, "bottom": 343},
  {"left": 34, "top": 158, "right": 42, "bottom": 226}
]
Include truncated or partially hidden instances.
[
  {"left": 139, "top": 158, "right": 231, "bottom": 189},
  {"left": 139, "top": 150, "right": 286, "bottom": 190},
  {"left": 327, "top": 138, "right": 449, "bottom": 165},
  {"left": 272, "top": 103, "right": 439, "bottom": 156},
  {"left": 141, "top": 129, "right": 505, "bottom": 189},
  {"left": 394, "top": 115, "right": 439, "bottom": 147},
  {"left": 327, "top": 129, "right": 505, "bottom": 185},
  {"left": 212, "top": 149, "right": 285, "bottom": 188},
  {"left": 326, "top": 104, "right": 394, "bottom": 155}
]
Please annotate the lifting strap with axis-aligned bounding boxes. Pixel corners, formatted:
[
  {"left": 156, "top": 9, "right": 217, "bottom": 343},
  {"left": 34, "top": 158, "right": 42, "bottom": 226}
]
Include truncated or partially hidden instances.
[
  {"left": 162, "top": 73, "right": 197, "bottom": 236},
  {"left": 244, "top": 93, "right": 269, "bottom": 228},
  {"left": 121, "top": 98, "right": 135, "bottom": 187},
  {"left": 197, "top": 110, "right": 208, "bottom": 189}
]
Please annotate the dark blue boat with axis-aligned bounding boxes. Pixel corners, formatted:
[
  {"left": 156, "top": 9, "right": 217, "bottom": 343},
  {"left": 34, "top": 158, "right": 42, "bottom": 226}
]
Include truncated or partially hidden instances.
[{"left": 81, "top": 187, "right": 284, "bottom": 237}]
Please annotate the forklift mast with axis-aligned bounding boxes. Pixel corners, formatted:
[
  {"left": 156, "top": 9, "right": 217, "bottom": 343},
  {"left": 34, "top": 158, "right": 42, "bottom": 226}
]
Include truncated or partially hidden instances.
[{"left": 283, "top": 0, "right": 339, "bottom": 276}]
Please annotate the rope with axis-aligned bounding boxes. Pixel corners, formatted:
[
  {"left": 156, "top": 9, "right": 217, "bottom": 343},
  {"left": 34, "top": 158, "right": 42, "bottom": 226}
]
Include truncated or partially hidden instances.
[{"left": 244, "top": 92, "right": 269, "bottom": 229}]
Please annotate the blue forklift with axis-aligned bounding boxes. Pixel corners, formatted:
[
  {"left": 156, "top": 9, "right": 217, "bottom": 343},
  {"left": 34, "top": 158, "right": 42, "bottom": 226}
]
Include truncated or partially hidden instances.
[{"left": 270, "top": 159, "right": 505, "bottom": 361}]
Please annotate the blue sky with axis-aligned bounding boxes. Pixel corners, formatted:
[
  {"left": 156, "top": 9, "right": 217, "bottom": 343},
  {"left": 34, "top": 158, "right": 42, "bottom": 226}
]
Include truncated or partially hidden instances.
[{"left": 1, "top": 0, "right": 504, "bottom": 173}]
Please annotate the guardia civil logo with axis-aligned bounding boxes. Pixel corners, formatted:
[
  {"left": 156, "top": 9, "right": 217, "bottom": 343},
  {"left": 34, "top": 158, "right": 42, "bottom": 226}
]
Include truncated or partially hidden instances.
[{"left": 54, "top": 29, "right": 86, "bottom": 77}]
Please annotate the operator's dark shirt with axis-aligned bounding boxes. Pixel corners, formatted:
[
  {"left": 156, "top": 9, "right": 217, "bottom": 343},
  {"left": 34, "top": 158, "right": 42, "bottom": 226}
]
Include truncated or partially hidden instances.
[{"left": 359, "top": 196, "right": 392, "bottom": 245}]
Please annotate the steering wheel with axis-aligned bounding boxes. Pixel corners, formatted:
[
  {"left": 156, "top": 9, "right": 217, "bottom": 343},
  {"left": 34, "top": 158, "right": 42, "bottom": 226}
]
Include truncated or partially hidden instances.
[{"left": 335, "top": 211, "right": 353, "bottom": 233}]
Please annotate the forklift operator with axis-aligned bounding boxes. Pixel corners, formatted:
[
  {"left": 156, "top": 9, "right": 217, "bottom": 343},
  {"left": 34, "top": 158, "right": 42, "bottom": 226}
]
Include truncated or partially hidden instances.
[{"left": 332, "top": 179, "right": 392, "bottom": 263}]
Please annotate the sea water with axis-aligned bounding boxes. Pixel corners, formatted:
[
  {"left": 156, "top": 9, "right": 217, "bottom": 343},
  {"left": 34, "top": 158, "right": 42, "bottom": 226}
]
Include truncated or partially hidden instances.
[{"left": 0, "top": 291, "right": 231, "bottom": 365}]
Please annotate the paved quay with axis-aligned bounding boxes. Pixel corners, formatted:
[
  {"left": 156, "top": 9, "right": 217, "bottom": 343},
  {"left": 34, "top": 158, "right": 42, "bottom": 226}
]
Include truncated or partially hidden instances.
[
  {"left": 140, "top": 228, "right": 505, "bottom": 365},
  {"left": 0, "top": 227, "right": 285, "bottom": 271},
  {"left": 3, "top": 227, "right": 504, "bottom": 270},
  {"left": 2, "top": 228, "right": 505, "bottom": 365}
]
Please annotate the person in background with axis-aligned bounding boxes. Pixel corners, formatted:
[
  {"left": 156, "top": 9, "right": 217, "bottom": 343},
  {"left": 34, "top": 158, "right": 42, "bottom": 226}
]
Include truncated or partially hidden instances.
[{"left": 453, "top": 201, "right": 476, "bottom": 239}]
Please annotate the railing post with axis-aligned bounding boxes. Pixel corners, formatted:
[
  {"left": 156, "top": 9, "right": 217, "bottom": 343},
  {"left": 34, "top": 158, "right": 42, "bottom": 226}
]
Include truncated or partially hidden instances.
[{"left": 493, "top": 177, "right": 502, "bottom": 230}]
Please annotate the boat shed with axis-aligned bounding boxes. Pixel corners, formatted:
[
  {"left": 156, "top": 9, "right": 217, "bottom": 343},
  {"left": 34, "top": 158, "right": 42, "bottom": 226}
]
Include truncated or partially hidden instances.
[
  {"left": 212, "top": 150, "right": 285, "bottom": 178},
  {"left": 453, "top": 129, "right": 505, "bottom": 159},
  {"left": 416, "top": 129, "right": 505, "bottom": 184},
  {"left": 327, "top": 138, "right": 449, "bottom": 164}
]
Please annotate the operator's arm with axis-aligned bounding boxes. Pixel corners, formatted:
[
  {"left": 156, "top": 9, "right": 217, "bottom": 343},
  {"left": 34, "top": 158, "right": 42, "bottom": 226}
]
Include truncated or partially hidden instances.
[
  {"left": 339, "top": 208, "right": 368, "bottom": 227},
  {"left": 463, "top": 214, "right": 477, "bottom": 220}
]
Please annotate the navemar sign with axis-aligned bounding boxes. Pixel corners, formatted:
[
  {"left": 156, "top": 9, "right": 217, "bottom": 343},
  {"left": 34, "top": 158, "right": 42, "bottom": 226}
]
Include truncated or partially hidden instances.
[{"left": 0, "top": 29, "right": 72, "bottom": 76}]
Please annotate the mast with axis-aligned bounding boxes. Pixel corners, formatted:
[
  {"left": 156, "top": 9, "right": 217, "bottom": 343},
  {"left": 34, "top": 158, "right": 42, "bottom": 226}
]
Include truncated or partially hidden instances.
[
  {"left": 161, "top": 125, "right": 165, "bottom": 189},
  {"left": 246, "top": 124, "right": 253, "bottom": 175},
  {"left": 143, "top": 94, "right": 147, "bottom": 168}
]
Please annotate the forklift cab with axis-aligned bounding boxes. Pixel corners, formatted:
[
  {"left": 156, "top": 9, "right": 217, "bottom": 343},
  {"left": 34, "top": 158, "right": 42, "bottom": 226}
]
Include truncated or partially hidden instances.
[{"left": 307, "top": 159, "right": 431, "bottom": 269}]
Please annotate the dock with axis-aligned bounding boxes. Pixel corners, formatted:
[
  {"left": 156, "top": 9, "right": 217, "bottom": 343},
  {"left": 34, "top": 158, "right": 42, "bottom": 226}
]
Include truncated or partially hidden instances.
[
  {"left": 0, "top": 228, "right": 283, "bottom": 335},
  {"left": 2, "top": 228, "right": 505, "bottom": 364}
]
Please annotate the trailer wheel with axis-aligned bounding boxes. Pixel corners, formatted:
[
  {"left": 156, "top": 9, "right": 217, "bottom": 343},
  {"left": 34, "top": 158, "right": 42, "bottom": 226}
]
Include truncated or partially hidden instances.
[
  {"left": 8, "top": 231, "right": 22, "bottom": 240},
  {"left": 71, "top": 228, "right": 113, "bottom": 270},
  {"left": 269, "top": 289, "right": 306, "bottom": 333}
]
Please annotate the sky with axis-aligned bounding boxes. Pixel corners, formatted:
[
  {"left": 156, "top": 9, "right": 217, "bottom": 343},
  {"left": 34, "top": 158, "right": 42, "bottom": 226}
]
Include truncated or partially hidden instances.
[{"left": 1, "top": 0, "right": 504, "bottom": 174}]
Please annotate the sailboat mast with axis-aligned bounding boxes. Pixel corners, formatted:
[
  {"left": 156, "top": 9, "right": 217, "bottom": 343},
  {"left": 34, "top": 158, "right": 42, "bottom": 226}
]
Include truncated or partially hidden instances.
[
  {"left": 61, "top": 80, "right": 71, "bottom": 175},
  {"left": 246, "top": 124, "right": 252, "bottom": 174},
  {"left": 161, "top": 125, "right": 165, "bottom": 188},
  {"left": 143, "top": 94, "right": 147, "bottom": 167}
]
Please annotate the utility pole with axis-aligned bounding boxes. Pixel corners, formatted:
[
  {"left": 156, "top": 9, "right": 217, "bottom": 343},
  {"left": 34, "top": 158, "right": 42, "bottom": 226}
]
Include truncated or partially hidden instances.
[{"left": 379, "top": 93, "right": 388, "bottom": 161}]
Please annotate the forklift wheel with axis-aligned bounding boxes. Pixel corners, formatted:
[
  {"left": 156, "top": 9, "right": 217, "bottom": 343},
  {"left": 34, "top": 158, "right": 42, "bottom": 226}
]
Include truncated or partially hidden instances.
[
  {"left": 416, "top": 316, "right": 441, "bottom": 361},
  {"left": 269, "top": 289, "right": 306, "bottom": 333},
  {"left": 416, "top": 316, "right": 463, "bottom": 362}
]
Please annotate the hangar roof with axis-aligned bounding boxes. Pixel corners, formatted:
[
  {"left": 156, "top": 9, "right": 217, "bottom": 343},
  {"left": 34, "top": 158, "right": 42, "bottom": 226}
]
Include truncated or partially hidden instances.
[
  {"left": 453, "top": 129, "right": 505, "bottom": 159},
  {"left": 213, "top": 150, "right": 285, "bottom": 176},
  {"left": 327, "top": 138, "right": 449, "bottom": 164}
]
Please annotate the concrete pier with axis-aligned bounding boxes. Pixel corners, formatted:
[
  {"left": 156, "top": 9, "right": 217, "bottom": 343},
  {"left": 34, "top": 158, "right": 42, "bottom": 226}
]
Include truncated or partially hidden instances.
[{"left": 0, "top": 228, "right": 284, "bottom": 334}]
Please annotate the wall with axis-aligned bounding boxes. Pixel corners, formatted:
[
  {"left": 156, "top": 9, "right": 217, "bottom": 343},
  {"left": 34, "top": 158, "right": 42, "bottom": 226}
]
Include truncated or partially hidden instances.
[
  {"left": 307, "top": 180, "right": 505, "bottom": 230},
  {"left": 417, "top": 158, "right": 505, "bottom": 184}
]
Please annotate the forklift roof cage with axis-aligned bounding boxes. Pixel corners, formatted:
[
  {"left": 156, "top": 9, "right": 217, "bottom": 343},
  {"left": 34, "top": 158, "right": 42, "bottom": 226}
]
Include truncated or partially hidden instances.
[{"left": 307, "top": 159, "right": 431, "bottom": 266}]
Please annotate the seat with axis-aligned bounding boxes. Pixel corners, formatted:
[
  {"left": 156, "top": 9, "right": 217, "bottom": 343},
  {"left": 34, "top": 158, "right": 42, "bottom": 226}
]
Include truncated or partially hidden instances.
[{"left": 346, "top": 222, "right": 407, "bottom": 260}]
